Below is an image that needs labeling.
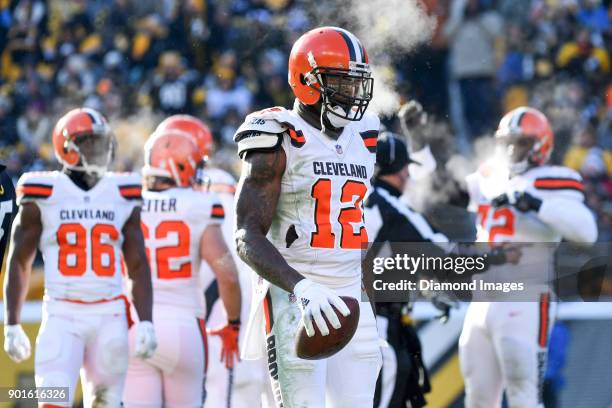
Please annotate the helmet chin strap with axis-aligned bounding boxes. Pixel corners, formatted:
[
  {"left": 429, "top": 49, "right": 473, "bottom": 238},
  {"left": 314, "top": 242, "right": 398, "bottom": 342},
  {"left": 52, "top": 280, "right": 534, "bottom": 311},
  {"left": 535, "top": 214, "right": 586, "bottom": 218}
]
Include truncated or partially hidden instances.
[
  {"left": 319, "top": 94, "right": 350, "bottom": 137},
  {"left": 294, "top": 99, "right": 343, "bottom": 139}
]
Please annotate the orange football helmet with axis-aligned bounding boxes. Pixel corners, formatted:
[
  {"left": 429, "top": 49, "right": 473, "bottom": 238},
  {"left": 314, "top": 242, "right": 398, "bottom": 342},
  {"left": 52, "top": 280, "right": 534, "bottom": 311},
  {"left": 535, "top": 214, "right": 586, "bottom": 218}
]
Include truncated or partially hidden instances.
[
  {"left": 156, "top": 115, "right": 213, "bottom": 160},
  {"left": 142, "top": 130, "right": 200, "bottom": 187},
  {"left": 495, "top": 106, "right": 553, "bottom": 172},
  {"left": 288, "top": 26, "right": 373, "bottom": 123},
  {"left": 52, "top": 108, "right": 114, "bottom": 176}
]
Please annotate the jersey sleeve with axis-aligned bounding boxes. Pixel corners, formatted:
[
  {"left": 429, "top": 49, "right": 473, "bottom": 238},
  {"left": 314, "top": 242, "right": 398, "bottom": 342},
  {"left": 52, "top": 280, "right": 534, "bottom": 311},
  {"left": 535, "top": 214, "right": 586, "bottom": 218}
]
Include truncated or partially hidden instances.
[
  {"left": 15, "top": 172, "right": 55, "bottom": 205},
  {"left": 208, "top": 194, "right": 225, "bottom": 225},
  {"left": 530, "top": 166, "right": 585, "bottom": 202},
  {"left": 113, "top": 172, "right": 143, "bottom": 210},
  {"left": 530, "top": 167, "right": 597, "bottom": 243},
  {"left": 357, "top": 111, "right": 380, "bottom": 154},
  {"left": 233, "top": 110, "right": 287, "bottom": 159}
]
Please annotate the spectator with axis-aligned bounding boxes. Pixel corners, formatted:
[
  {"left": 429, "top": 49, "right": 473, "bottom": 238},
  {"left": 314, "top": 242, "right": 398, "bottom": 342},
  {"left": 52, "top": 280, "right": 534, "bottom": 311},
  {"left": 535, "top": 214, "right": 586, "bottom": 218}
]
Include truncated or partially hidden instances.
[
  {"left": 563, "top": 123, "right": 612, "bottom": 179},
  {"left": 6, "top": 0, "right": 46, "bottom": 65},
  {"left": 577, "top": 0, "right": 609, "bottom": 33},
  {"left": 149, "top": 51, "right": 196, "bottom": 115},
  {"left": 0, "top": 97, "right": 19, "bottom": 147},
  {"left": 497, "top": 22, "right": 533, "bottom": 91},
  {"left": 205, "top": 69, "right": 253, "bottom": 121},
  {"left": 444, "top": 0, "right": 503, "bottom": 139},
  {"left": 556, "top": 28, "right": 610, "bottom": 78},
  {"left": 16, "top": 102, "right": 50, "bottom": 151}
]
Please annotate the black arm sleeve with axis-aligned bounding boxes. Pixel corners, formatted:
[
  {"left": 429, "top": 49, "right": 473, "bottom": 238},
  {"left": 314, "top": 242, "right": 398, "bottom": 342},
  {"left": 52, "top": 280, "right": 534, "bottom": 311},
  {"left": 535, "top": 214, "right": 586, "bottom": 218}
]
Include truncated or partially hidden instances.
[{"left": 0, "top": 169, "right": 16, "bottom": 271}]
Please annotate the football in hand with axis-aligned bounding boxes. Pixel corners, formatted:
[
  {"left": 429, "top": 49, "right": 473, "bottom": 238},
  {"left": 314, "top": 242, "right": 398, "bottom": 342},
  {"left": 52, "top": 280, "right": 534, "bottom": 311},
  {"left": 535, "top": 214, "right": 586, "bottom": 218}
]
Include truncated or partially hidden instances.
[{"left": 295, "top": 296, "right": 360, "bottom": 360}]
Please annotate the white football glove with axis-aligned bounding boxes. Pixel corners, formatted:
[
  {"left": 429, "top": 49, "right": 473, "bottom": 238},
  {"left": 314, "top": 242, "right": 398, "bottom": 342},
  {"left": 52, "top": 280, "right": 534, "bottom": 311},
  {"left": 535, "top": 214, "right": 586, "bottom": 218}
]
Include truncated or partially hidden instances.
[
  {"left": 293, "top": 279, "right": 350, "bottom": 337},
  {"left": 133, "top": 321, "right": 157, "bottom": 359},
  {"left": 4, "top": 324, "right": 31, "bottom": 363}
]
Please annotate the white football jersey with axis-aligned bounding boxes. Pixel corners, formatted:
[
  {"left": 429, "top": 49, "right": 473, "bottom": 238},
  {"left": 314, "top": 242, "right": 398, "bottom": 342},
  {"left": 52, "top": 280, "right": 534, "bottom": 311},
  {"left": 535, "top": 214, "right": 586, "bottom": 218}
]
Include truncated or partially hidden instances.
[
  {"left": 466, "top": 163, "right": 596, "bottom": 298},
  {"left": 467, "top": 164, "right": 586, "bottom": 243},
  {"left": 16, "top": 171, "right": 142, "bottom": 312},
  {"left": 240, "top": 107, "right": 380, "bottom": 283},
  {"left": 141, "top": 187, "right": 223, "bottom": 317}
]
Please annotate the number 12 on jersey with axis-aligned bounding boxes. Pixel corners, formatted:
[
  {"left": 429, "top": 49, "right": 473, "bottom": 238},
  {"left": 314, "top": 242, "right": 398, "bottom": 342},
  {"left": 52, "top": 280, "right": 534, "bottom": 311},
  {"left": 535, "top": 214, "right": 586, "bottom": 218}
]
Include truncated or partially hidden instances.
[{"left": 310, "top": 179, "right": 368, "bottom": 249}]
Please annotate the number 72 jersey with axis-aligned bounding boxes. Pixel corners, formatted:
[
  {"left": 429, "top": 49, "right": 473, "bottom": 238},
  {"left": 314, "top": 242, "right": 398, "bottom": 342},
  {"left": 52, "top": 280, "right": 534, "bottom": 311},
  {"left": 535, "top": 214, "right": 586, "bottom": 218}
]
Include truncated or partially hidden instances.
[
  {"left": 16, "top": 171, "right": 142, "bottom": 304},
  {"left": 466, "top": 164, "right": 586, "bottom": 243}
]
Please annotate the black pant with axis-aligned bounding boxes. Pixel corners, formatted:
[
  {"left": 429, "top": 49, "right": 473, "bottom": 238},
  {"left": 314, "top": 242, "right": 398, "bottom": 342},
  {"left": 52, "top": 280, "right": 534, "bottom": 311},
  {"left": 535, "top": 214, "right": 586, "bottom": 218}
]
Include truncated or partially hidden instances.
[{"left": 374, "top": 306, "right": 431, "bottom": 408}]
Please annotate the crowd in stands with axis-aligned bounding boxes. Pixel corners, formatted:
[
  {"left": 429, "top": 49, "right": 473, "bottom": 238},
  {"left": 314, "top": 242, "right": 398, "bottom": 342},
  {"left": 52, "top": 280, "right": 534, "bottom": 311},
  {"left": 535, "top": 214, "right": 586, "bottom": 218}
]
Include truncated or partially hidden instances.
[{"left": 0, "top": 0, "right": 610, "bottom": 239}]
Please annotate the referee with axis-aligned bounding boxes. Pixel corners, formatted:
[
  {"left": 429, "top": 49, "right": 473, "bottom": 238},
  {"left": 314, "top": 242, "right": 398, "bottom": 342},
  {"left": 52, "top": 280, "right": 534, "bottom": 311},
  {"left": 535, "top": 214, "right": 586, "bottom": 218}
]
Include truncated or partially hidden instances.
[
  {"left": 0, "top": 164, "right": 16, "bottom": 270},
  {"left": 366, "top": 131, "right": 445, "bottom": 408}
]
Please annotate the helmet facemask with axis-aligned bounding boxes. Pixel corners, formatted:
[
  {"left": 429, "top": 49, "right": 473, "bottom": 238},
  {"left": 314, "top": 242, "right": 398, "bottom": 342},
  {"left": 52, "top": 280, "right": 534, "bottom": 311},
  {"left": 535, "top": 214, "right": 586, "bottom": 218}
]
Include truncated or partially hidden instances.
[
  {"left": 304, "top": 55, "right": 373, "bottom": 129},
  {"left": 64, "top": 128, "right": 115, "bottom": 178},
  {"left": 496, "top": 132, "right": 537, "bottom": 175}
]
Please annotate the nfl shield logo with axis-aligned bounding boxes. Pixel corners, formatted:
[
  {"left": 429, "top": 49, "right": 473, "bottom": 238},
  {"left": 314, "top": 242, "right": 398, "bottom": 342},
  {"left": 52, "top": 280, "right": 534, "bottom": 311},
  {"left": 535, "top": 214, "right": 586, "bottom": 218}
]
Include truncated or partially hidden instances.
[{"left": 335, "top": 144, "right": 343, "bottom": 154}]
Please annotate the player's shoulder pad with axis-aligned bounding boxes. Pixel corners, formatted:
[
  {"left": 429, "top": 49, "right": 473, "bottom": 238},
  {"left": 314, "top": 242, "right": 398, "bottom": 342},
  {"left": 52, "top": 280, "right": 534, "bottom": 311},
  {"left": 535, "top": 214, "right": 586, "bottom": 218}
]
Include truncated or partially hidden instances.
[
  {"left": 528, "top": 165, "right": 584, "bottom": 194},
  {"left": 16, "top": 171, "right": 58, "bottom": 202},
  {"left": 106, "top": 172, "right": 143, "bottom": 201},
  {"left": 356, "top": 111, "right": 380, "bottom": 153},
  {"left": 233, "top": 108, "right": 289, "bottom": 159}
]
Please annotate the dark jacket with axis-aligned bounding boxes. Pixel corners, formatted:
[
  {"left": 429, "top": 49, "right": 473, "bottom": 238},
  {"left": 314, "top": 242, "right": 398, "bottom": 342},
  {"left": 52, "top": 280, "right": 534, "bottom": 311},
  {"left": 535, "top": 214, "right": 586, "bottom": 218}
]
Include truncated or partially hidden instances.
[
  {"left": 0, "top": 164, "right": 16, "bottom": 267},
  {"left": 365, "top": 179, "right": 448, "bottom": 247}
]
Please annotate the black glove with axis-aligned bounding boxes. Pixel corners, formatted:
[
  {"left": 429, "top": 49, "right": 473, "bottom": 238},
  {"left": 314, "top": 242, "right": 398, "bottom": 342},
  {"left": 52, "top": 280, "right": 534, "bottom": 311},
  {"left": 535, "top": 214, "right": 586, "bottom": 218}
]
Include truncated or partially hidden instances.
[
  {"left": 491, "top": 191, "right": 542, "bottom": 213},
  {"left": 398, "top": 100, "right": 428, "bottom": 151},
  {"left": 487, "top": 245, "right": 522, "bottom": 265}
]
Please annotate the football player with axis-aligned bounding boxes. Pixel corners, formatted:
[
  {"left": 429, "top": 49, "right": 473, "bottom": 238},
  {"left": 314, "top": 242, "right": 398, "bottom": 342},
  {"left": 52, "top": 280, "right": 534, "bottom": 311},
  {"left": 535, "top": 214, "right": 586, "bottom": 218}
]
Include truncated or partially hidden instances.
[
  {"left": 157, "top": 114, "right": 271, "bottom": 408},
  {"left": 122, "top": 128, "right": 241, "bottom": 407},
  {"left": 460, "top": 107, "right": 598, "bottom": 407},
  {"left": 3, "top": 108, "right": 156, "bottom": 407},
  {"left": 234, "top": 27, "right": 382, "bottom": 407}
]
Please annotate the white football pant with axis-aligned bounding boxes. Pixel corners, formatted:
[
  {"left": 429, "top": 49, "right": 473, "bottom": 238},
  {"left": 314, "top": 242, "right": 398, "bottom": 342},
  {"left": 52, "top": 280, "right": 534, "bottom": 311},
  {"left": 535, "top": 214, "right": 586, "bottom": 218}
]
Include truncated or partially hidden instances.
[
  {"left": 459, "top": 297, "right": 555, "bottom": 408},
  {"left": 35, "top": 311, "right": 129, "bottom": 407},
  {"left": 123, "top": 306, "right": 207, "bottom": 408},
  {"left": 263, "top": 279, "right": 382, "bottom": 408}
]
